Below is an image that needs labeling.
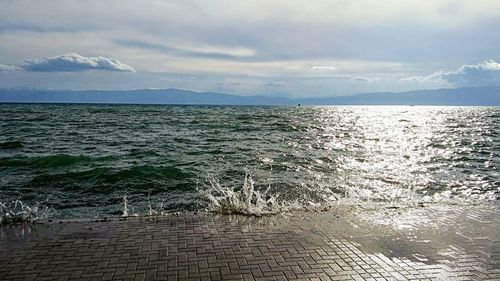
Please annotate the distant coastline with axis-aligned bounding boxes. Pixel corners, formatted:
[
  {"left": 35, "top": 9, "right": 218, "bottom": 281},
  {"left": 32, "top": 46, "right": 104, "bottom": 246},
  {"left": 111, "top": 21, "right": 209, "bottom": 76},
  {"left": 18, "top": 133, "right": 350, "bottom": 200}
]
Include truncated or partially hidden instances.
[{"left": 1, "top": 86, "right": 500, "bottom": 106}]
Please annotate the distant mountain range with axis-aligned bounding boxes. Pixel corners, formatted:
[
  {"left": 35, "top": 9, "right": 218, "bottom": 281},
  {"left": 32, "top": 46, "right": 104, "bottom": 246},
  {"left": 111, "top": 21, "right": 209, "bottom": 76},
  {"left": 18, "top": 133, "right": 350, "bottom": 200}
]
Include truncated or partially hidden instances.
[{"left": 1, "top": 86, "right": 500, "bottom": 105}]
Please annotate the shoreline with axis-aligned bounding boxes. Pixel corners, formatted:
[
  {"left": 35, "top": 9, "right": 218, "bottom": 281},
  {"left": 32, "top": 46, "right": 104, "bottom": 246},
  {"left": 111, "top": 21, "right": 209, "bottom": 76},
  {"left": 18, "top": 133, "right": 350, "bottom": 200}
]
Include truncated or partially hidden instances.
[{"left": 1, "top": 197, "right": 496, "bottom": 225}]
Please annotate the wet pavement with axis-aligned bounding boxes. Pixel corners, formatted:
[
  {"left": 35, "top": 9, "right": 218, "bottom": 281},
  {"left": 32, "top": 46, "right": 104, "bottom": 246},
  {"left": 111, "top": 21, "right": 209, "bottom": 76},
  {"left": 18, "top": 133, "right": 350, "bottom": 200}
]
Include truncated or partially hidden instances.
[{"left": 1, "top": 202, "right": 500, "bottom": 280}]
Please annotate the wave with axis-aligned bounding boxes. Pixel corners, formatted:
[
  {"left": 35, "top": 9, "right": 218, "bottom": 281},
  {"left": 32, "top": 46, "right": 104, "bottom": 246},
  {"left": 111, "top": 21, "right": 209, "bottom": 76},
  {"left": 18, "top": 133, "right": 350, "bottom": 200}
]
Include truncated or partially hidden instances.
[
  {"left": 0, "top": 154, "right": 94, "bottom": 168},
  {"left": 0, "top": 140, "right": 23, "bottom": 149},
  {"left": 27, "top": 165, "right": 193, "bottom": 194},
  {"left": 109, "top": 165, "right": 188, "bottom": 181}
]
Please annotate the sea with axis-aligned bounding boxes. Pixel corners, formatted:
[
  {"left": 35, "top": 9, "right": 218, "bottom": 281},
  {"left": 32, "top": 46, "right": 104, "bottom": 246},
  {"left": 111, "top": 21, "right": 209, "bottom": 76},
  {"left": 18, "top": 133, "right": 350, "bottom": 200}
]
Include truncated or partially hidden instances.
[{"left": 0, "top": 104, "right": 499, "bottom": 222}]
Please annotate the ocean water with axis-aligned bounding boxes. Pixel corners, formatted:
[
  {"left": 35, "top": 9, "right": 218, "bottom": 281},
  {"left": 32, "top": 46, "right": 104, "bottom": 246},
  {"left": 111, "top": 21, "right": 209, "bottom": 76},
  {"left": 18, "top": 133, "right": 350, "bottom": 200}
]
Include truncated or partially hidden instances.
[{"left": 0, "top": 104, "right": 499, "bottom": 222}]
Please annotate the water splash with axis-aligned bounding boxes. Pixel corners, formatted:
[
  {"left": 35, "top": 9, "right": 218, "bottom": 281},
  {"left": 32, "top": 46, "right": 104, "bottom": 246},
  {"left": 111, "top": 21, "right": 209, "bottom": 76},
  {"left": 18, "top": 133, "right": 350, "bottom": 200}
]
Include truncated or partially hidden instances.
[
  {"left": 148, "top": 201, "right": 157, "bottom": 216},
  {"left": 122, "top": 195, "right": 129, "bottom": 217},
  {"left": 147, "top": 192, "right": 160, "bottom": 216},
  {"left": 122, "top": 195, "right": 139, "bottom": 217},
  {"left": 200, "top": 171, "right": 333, "bottom": 216},
  {"left": 0, "top": 200, "right": 50, "bottom": 224},
  {"left": 121, "top": 195, "right": 138, "bottom": 217},
  {"left": 200, "top": 172, "right": 280, "bottom": 216}
]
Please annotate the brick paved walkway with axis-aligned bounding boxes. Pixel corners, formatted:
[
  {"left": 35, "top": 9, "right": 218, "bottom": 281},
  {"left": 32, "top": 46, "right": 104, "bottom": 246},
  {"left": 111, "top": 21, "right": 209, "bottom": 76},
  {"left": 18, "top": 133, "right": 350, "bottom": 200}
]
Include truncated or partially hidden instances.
[{"left": 1, "top": 202, "right": 499, "bottom": 280}]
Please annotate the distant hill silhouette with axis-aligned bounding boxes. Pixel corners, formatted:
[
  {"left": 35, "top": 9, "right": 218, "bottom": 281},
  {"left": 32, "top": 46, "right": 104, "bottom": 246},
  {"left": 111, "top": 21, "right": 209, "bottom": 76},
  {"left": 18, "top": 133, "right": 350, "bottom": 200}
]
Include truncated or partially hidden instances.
[{"left": 1, "top": 86, "right": 499, "bottom": 105}]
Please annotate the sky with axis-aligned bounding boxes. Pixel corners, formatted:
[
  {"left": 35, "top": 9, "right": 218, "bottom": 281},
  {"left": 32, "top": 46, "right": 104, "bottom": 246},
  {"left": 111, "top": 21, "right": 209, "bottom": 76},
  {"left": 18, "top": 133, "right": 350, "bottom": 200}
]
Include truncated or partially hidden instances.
[{"left": 1, "top": 0, "right": 500, "bottom": 97}]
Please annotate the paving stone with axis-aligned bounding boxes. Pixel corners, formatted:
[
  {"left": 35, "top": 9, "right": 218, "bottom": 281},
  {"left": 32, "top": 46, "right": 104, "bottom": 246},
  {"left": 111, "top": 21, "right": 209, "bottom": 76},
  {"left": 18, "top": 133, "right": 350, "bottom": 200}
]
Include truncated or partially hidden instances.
[{"left": 1, "top": 204, "right": 500, "bottom": 280}]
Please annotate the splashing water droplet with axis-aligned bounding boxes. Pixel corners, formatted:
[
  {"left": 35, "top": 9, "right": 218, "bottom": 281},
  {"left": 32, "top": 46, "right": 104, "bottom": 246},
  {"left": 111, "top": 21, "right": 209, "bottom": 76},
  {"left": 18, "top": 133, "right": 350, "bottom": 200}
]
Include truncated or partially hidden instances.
[
  {"left": 122, "top": 195, "right": 128, "bottom": 217},
  {"left": 199, "top": 171, "right": 332, "bottom": 216}
]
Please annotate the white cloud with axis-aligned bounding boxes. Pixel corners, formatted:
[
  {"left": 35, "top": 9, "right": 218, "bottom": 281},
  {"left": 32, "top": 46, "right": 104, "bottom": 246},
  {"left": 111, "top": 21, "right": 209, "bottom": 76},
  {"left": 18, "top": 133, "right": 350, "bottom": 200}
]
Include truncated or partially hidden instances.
[
  {"left": 311, "top": 66, "right": 338, "bottom": 72},
  {"left": 402, "top": 60, "right": 500, "bottom": 86},
  {"left": 439, "top": 60, "right": 500, "bottom": 86},
  {"left": 0, "top": 64, "right": 22, "bottom": 72},
  {"left": 351, "top": 76, "right": 379, "bottom": 83},
  {"left": 20, "top": 53, "right": 135, "bottom": 72}
]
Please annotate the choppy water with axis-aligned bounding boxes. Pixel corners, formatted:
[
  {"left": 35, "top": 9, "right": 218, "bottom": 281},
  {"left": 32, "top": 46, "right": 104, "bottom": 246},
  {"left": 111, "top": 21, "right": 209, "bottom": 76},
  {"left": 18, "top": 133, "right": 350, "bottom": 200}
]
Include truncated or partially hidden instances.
[{"left": 0, "top": 104, "right": 499, "bottom": 222}]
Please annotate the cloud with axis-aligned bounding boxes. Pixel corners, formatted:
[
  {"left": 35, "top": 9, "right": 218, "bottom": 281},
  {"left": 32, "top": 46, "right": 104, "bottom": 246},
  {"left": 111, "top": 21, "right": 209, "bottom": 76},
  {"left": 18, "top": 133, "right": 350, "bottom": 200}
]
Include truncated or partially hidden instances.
[
  {"left": 402, "top": 60, "right": 500, "bottom": 86},
  {"left": 351, "top": 76, "right": 379, "bottom": 83},
  {"left": 19, "top": 53, "right": 135, "bottom": 72},
  {"left": 439, "top": 60, "right": 500, "bottom": 86},
  {"left": 114, "top": 39, "right": 256, "bottom": 61},
  {"left": 1, "top": 1, "right": 500, "bottom": 95},
  {"left": 0, "top": 64, "right": 21, "bottom": 72},
  {"left": 311, "top": 66, "right": 338, "bottom": 72}
]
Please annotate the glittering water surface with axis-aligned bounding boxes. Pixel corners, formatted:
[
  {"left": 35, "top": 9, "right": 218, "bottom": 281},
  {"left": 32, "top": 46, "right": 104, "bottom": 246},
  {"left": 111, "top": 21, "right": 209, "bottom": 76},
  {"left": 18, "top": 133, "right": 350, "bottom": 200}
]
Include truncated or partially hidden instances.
[{"left": 0, "top": 104, "right": 499, "bottom": 221}]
